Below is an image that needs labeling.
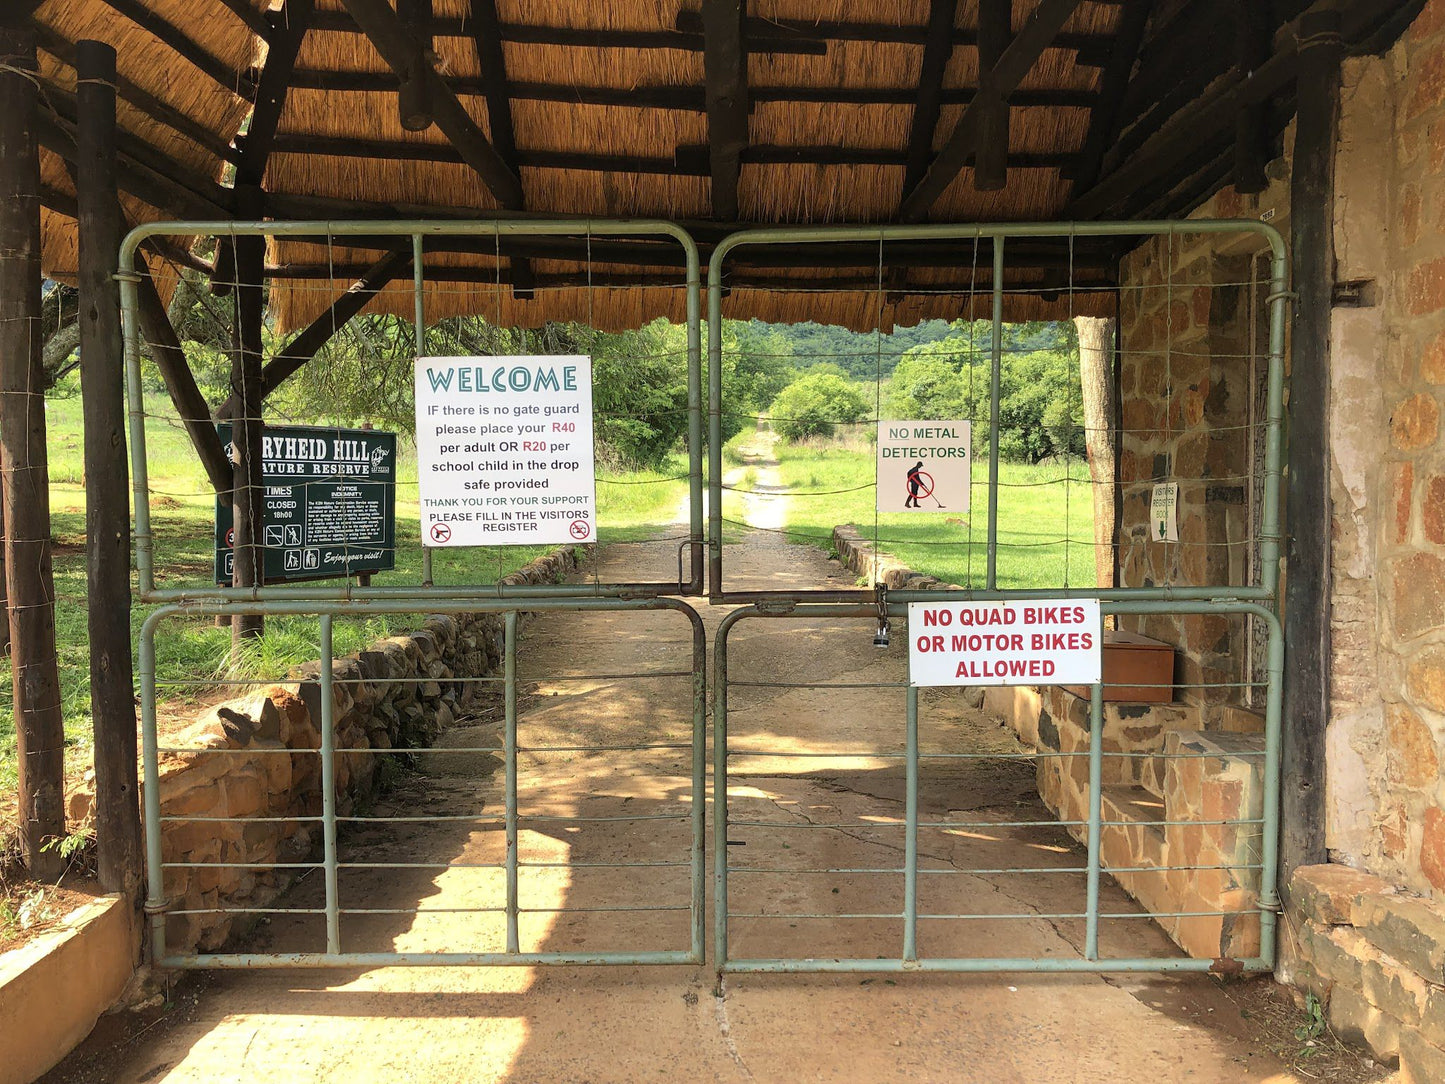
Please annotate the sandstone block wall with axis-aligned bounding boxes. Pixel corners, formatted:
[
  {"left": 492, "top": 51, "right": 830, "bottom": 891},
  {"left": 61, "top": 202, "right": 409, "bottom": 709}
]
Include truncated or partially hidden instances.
[
  {"left": 1284, "top": 863, "right": 1445, "bottom": 1079},
  {"left": 70, "top": 544, "right": 591, "bottom": 954}
]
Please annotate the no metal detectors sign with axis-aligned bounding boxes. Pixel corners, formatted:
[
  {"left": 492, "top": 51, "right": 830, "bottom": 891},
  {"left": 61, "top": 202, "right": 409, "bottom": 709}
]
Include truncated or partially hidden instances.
[
  {"left": 876, "top": 421, "right": 971, "bottom": 513},
  {"left": 414, "top": 356, "right": 598, "bottom": 546},
  {"left": 908, "top": 600, "right": 1103, "bottom": 687}
]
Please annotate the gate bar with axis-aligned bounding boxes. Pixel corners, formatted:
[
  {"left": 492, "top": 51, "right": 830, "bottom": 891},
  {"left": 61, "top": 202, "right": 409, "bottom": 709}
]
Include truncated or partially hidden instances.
[
  {"left": 986, "top": 236, "right": 1004, "bottom": 590},
  {"left": 504, "top": 611, "right": 520, "bottom": 953},
  {"left": 320, "top": 615, "right": 340, "bottom": 954},
  {"left": 903, "top": 685, "right": 919, "bottom": 963},
  {"left": 1084, "top": 681, "right": 1103, "bottom": 962},
  {"left": 118, "top": 218, "right": 705, "bottom": 602}
]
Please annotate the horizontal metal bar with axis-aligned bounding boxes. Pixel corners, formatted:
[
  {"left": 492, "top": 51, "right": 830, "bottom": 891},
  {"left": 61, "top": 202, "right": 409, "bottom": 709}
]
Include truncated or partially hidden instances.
[
  {"left": 728, "top": 750, "right": 906, "bottom": 759},
  {"left": 169, "top": 908, "right": 328, "bottom": 916},
  {"left": 915, "top": 867, "right": 1088, "bottom": 875},
  {"left": 521, "top": 813, "right": 691, "bottom": 823},
  {"left": 337, "top": 815, "right": 503, "bottom": 824},
  {"left": 161, "top": 950, "right": 702, "bottom": 968},
  {"left": 520, "top": 905, "right": 689, "bottom": 914},
  {"left": 163, "top": 861, "right": 320, "bottom": 869},
  {"left": 335, "top": 862, "right": 505, "bottom": 870},
  {"left": 719, "top": 957, "right": 1272, "bottom": 974},
  {"left": 729, "top": 912, "right": 904, "bottom": 920},
  {"left": 518, "top": 743, "right": 691, "bottom": 753},
  {"left": 726, "top": 820, "right": 906, "bottom": 830},
  {"left": 731, "top": 867, "right": 904, "bottom": 875},
  {"left": 728, "top": 681, "right": 909, "bottom": 690},
  {"left": 519, "top": 861, "right": 690, "bottom": 869},
  {"left": 341, "top": 907, "right": 506, "bottom": 915},
  {"left": 160, "top": 815, "right": 324, "bottom": 823}
]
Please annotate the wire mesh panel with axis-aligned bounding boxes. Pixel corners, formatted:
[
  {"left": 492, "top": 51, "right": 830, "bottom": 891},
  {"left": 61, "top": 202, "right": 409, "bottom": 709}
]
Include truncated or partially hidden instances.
[
  {"left": 713, "top": 601, "right": 1281, "bottom": 974},
  {"left": 140, "top": 598, "right": 706, "bottom": 968},
  {"left": 117, "top": 219, "right": 705, "bottom": 604}
]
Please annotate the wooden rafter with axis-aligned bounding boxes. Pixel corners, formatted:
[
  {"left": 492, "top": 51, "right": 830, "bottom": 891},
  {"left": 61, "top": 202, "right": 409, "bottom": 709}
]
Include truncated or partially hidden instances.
[
  {"left": 901, "top": 0, "right": 959, "bottom": 199},
  {"left": 700, "top": 0, "right": 748, "bottom": 221},
  {"left": 466, "top": 0, "right": 534, "bottom": 296},
  {"left": 338, "top": 0, "right": 523, "bottom": 209},
  {"left": 974, "top": 0, "right": 1013, "bottom": 191},
  {"left": 899, "top": 0, "right": 1083, "bottom": 221},
  {"left": 1068, "top": 0, "right": 1152, "bottom": 197},
  {"left": 32, "top": 23, "right": 239, "bottom": 164},
  {"left": 1066, "top": 0, "right": 1407, "bottom": 220},
  {"left": 99, "top": 0, "right": 257, "bottom": 98},
  {"left": 237, "top": 0, "right": 313, "bottom": 187},
  {"left": 281, "top": 69, "right": 1098, "bottom": 111},
  {"left": 1233, "top": 0, "right": 1273, "bottom": 193}
]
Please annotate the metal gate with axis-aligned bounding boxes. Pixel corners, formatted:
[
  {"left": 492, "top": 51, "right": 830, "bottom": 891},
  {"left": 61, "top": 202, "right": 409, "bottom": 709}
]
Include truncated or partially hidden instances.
[
  {"left": 123, "top": 217, "right": 1289, "bottom": 973},
  {"left": 121, "top": 219, "right": 709, "bottom": 967},
  {"left": 705, "top": 220, "right": 1289, "bottom": 974}
]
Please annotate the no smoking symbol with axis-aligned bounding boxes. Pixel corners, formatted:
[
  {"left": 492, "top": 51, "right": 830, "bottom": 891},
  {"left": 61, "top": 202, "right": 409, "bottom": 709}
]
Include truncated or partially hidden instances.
[
  {"left": 569, "top": 520, "right": 590, "bottom": 540},
  {"left": 430, "top": 522, "right": 452, "bottom": 543}
]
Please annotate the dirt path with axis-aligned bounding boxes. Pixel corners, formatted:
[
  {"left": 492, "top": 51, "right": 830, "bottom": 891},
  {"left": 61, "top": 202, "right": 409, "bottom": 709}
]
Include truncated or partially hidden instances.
[{"left": 46, "top": 524, "right": 1372, "bottom": 1083}]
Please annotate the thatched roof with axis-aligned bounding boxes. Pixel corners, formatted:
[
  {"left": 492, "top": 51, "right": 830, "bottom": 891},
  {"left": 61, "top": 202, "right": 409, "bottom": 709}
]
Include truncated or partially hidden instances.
[{"left": 24, "top": 0, "right": 1422, "bottom": 331}]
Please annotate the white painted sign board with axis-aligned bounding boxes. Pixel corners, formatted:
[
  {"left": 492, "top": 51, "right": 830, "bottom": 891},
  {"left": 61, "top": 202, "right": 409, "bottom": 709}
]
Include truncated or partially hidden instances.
[
  {"left": 876, "top": 420, "right": 972, "bottom": 513},
  {"left": 1150, "top": 482, "right": 1179, "bottom": 542},
  {"left": 414, "top": 356, "right": 597, "bottom": 546},
  {"left": 908, "top": 600, "right": 1103, "bottom": 687}
]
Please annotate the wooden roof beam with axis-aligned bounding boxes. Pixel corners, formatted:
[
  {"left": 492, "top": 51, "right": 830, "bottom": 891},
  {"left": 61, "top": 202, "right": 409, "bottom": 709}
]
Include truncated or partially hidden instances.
[
  {"left": 974, "top": 0, "right": 1013, "bottom": 191},
  {"left": 99, "top": 0, "right": 257, "bottom": 98},
  {"left": 1233, "top": 0, "right": 1274, "bottom": 193},
  {"left": 338, "top": 0, "right": 523, "bottom": 209},
  {"left": 281, "top": 69, "right": 1097, "bottom": 110},
  {"left": 1067, "top": 0, "right": 1407, "bottom": 220},
  {"left": 1068, "top": 0, "right": 1152, "bottom": 197},
  {"left": 900, "top": 0, "right": 1083, "bottom": 221},
  {"left": 307, "top": 12, "right": 824, "bottom": 55},
  {"left": 466, "top": 0, "right": 534, "bottom": 297},
  {"left": 32, "top": 22, "right": 240, "bottom": 164},
  {"left": 237, "top": 0, "right": 313, "bottom": 187},
  {"left": 674, "top": 11, "right": 1111, "bottom": 60},
  {"left": 901, "top": 0, "right": 959, "bottom": 200},
  {"left": 700, "top": 0, "right": 748, "bottom": 221},
  {"left": 268, "top": 135, "right": 1076, "bottom": 173}
]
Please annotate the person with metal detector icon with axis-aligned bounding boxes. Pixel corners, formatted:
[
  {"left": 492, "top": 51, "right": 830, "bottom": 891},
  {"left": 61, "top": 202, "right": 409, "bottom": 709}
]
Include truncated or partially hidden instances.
[
  {"left": 905, "top": 461, "right": 925, "bottom": 508},
  {"left": 905, "top": 461, "right": 942, "bottom": 508}
]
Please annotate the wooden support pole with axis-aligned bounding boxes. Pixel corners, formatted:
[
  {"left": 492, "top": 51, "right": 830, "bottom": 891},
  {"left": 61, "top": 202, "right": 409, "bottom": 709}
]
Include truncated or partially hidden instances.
[
  {"left": 1074, "top": 316, "right": 1116, "bottom": 592},
  {"left": 231, "top": 185, "right": 267, "bottom": 643},
  {"left": 76, "top": 39, "right": 141, "bottom": 898},
  {"left": 974, "top": 0, "right": 1012, "bottom": 191},
  {"left": 1281, "top": 8, "right": 1342, "bottom": 889},
  {"left": 0, "top": 19, "right": 65, "bottom": 880}
]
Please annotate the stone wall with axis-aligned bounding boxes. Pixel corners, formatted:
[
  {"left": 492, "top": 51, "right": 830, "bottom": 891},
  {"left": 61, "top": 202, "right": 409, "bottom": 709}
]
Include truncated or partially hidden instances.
[
  {"left": 1284, "top": 863, "right": 1445, "bottom": 1079},
  {"left": 70, "top": 544, "right": 592, "bottom": 954},
  {"left": 1114, "top": 177, "right": 1289, "bottom": 725},
  {"left": 1317, "top": 4, "right": 1445, "bottom": 894}
]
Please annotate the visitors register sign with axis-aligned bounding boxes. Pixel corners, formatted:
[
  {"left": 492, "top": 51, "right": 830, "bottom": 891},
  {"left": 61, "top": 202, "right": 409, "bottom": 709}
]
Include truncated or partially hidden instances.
[
  {"left": 214, "top": 423, "right": 397, "bottom": 584},
  {"left": 413, "top": 356, "right": 597, "bottom": 546},
  {"left": 908, "top": 600, "right": 1103, "bottom": 686}
]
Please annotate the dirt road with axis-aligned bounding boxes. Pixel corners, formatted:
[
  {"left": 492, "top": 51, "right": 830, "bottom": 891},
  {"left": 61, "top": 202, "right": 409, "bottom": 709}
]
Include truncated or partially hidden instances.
[{"left": 46, "top": 497, "right": 1367, "bottom": 1083}]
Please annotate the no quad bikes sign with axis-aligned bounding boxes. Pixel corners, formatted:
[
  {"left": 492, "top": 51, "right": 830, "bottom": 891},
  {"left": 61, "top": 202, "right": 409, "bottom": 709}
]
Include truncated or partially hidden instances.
[{"left": 907, "top": 600, "right": 1103, "bottom": 687}]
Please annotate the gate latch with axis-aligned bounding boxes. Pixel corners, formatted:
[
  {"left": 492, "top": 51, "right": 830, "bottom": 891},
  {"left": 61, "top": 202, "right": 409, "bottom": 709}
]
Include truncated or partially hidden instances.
[{"left": 872, "top": 582, "right": 891, "bottom": 648}]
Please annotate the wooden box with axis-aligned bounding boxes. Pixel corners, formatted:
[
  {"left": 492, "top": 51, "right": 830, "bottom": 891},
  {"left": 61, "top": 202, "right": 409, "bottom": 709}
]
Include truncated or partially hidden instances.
[{"left": 1063, "top": 630, "right": 1175, "bottom": 703}]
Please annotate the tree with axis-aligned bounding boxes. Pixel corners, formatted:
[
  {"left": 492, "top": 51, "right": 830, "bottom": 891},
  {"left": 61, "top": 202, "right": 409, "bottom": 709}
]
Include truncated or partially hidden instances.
[{"left": 770, "top": 372, "right": 870, "bottom": 441}]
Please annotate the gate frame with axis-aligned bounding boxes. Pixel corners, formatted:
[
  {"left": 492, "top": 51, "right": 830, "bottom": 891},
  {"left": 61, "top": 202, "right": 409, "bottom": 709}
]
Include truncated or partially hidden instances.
[
  {"left": 712, "top": 599, "right": 1283, "bottom": 975},
  {"left": 704, "top": 219, "right": 1289, "bottom": 607},
  {"left": 140, "top": 596, "right": 708, "bottom": 968},
  {"left": 117, "top": 218, "right": 707, "bottom": 602}
]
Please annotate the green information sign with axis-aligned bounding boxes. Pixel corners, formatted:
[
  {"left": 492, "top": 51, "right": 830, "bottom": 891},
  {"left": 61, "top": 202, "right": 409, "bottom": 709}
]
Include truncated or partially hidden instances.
[{"left": 214, "top": 423, "right": 397, "bottom": 584}]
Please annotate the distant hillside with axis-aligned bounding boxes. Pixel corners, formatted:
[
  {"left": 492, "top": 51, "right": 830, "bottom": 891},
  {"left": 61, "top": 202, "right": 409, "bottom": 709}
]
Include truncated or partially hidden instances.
[{"left": 733, "top": 318, "right": 1072, "bottom": 380}]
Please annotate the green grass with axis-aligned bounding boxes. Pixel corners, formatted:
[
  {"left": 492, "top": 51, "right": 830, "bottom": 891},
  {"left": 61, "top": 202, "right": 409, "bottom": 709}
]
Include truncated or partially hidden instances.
[
  {"left": 0, "top": 387, "right": 689, "bottom": 810},
  {"left": 757, "top": 429, "right": 1098, "bottom": 591}
]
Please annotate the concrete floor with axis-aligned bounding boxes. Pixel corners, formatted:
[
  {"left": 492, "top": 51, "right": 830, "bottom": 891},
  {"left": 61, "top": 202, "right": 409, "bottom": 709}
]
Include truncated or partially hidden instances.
[{"left": 48, "top": 478, "right": 1325, "bottom": 1083}]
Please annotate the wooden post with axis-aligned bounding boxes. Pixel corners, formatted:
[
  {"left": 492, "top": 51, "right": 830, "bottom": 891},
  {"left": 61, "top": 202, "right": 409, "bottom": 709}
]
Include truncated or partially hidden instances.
[
  {"left": 1074, "top": 316, "right": 1116, "bottom": 591},
  {"left": 1282, "top": 8, "right": 1342, "bottom": 887},
  {"left": 231, "top": 184, "right": 266, "bottom": 643},
  {"left": 76, "top": 39, "right": 142, "bottom": 896},
  {"left": 0, "top": 19, "right": 66, "bottom": 879}
]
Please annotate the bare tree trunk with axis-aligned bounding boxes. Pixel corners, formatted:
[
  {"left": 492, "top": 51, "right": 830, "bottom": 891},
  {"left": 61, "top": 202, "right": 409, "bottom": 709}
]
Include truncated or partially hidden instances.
[
  {"left": 0, "top": 19, "right": 66, "bottom": 878},
  {"left": 1074, "top": 316, "right": 1116, "bottom": 591}
]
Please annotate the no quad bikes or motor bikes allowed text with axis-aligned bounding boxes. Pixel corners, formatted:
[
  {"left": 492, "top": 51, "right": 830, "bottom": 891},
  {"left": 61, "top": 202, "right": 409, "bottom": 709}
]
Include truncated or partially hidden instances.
[
  {"left": 907, "top": 599, "right": 1103, "bottom": 687},
  {"left": 876, "top": 421, "right": 971, "bottom": 513},
  {"left": 414, "top": 355, "right": 597, "bottom": 547}
]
